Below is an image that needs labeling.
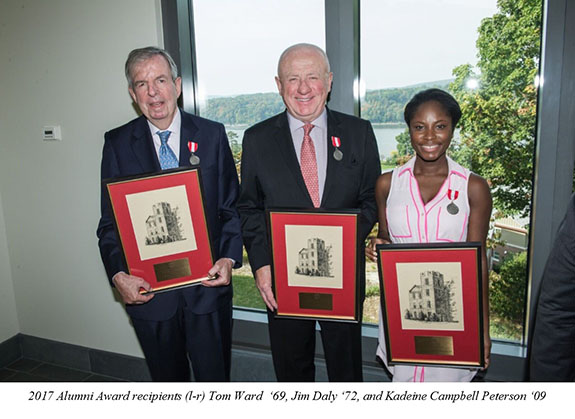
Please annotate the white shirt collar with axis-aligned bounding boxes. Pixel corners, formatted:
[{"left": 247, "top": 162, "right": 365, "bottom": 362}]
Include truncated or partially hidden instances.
[
  {"left": 287, "top": 108, "right": 328, "bottom": 134},
  {"left": 147, "top": 110, "right": 182, "bottom": 159},
  {"left": 147, "top": 110, "right": 181, "bottom": 138}
]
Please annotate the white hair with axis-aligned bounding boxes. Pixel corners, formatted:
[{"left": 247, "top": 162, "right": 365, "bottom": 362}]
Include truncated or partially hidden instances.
[{"left": 125, "top": 46, "right": 179, "bottom": 89}]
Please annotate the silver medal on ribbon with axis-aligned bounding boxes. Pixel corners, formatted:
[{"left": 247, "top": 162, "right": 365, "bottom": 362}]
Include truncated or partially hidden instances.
[
  {"left": 446, "top": 201, "right": 459, "bottom": 215},
  {"left": 333, "top": 148, "right": 343, "bottom": 161},
  {"left": 189, "top": 154, "right": 200, "bottom": 165}
]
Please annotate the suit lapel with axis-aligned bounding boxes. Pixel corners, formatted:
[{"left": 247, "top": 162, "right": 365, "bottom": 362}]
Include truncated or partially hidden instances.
[
  {"left": 179, "top": 110, "right": 199, "bottom": 167},
  {"left": 131, "top": 116, "right": 161, "bottom": 172},
  {"left": 322, "top": 108, "right": 342, "bottom": 207},
  {"left": 274, "top": 112, "right": 314, "bottom": 205}
]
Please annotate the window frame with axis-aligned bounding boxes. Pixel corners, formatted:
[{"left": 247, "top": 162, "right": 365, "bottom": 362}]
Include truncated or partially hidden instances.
[{"left": 162, "top": 0, "right": 575, "bottom": 380}]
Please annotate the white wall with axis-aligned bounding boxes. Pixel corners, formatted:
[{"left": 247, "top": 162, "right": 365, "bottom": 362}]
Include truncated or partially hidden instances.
[{"left": 0, "top": 0, "right": 164, "bottom": 356}]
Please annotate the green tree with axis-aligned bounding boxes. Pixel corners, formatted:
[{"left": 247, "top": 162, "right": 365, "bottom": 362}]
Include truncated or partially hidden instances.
[
  {"left": 395, "top": 130, "right": 413, "bottom": 164},
  {"left": 361, "top": 80, "right": 451, "bottom": 123},
  {"left": 450, "top": 0, "right": 541, "bottom": 216},
  {"left": 227, "top": 131, "right": 241, "bottom": 156},
  {"left": 489, "top": 251, "right": 527, "bottom": 340},
  {"left": 204, "top": 93, "right": 284, "bottom": 125},
  {"left": 227, "top": 130, "right": 242, "bottom": 177}
]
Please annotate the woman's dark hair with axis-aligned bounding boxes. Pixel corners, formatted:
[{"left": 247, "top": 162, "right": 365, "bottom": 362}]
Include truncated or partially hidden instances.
[{"left": 404, "top": 88, "right": 462, "bottom": 128}]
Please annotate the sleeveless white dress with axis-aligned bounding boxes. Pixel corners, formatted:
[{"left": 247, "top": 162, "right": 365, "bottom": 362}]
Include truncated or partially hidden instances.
[{"left": 377, "top": 156, "right": 477, "bottom": 382}]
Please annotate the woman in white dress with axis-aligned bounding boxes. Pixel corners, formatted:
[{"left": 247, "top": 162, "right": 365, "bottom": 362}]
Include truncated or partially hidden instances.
[{"left": 366, "top": 89, "right": 492, "bottom": 382}]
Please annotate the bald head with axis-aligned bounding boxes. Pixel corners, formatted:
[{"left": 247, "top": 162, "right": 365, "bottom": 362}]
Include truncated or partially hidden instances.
[{"left": 277, "top": 43, "right": 330, "bottom": 78}]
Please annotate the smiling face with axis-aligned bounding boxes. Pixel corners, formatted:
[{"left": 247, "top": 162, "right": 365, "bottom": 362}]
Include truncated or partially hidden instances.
[
  {"left": 409, "top": 100, "right": 454, "bottom": 163},
  {"left": 275, "top": 47, "right": 333, "bottom": 123},
  {"left": 128, "top": 54, "right": 181, "bottom": 130}
]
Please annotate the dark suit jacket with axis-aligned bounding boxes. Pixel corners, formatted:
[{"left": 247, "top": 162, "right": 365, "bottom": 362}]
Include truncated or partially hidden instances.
[
  {"left": 237, "top": 109, "right": 380, "bottom": 299},
  {"left": 530, "top": 193, "right": 575, "bottom": 381},
  {"left": 97, "top": 110, "right": 242, "bottom": 321}
]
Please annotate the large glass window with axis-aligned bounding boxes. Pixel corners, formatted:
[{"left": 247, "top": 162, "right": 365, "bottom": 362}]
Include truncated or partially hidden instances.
[
  {"left": 190, "top": 1, "right": 543, "bottom": 339},
  {"left": 360, "top": 0, "right": 542, "bottom": 343},
  {"left": 192, "top": 0, "right": 325, "bottom": 310}
]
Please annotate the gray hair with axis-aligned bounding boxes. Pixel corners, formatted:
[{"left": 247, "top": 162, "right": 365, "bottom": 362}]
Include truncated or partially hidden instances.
[
  {"left": 125, "top": 46, "right": 179, "bottom": 89},
  {"left": 277, "top": 43, "right": 331, "bottom": 77}
]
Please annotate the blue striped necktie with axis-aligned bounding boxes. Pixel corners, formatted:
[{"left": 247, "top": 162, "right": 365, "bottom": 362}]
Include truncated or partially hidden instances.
[{"left": 157, "top": 130, "right": 179, "bottom": 169}]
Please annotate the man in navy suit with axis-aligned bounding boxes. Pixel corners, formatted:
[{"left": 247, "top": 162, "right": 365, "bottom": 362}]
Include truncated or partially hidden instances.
[
  {"left": 238, "top": 44, "right": 380, "bottom": 381},
  {"left": 97, "top": 47, "right": 242, "bottom": 381}
]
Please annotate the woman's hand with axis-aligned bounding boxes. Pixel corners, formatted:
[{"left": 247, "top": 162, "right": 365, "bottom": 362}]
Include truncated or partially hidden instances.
[{"left": 365, "top": 237, "right": 390, "bottom": 262}]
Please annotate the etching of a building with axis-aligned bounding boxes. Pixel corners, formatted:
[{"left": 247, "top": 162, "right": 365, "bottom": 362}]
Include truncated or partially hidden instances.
[
  {"left": 295, "top": 238, "right": 332, "bottom": 277},
  {"left": 407, "top": 271, "right": 453, "bottom": 322},
  {"left": 145, "top": 202, "right": 183, "bottom": 245}
]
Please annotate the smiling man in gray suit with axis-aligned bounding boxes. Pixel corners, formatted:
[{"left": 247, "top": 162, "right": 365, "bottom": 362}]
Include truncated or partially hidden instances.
[{"left": 238, "top": 43, "right": 380, "bottom": 382}]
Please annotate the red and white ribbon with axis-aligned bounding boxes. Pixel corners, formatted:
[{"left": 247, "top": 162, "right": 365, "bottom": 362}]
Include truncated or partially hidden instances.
[
  {"left": 187, "top": 141, "right": 198, "bottom": 153},
  {"left": 331, "top": 136, "right": 341, "bottom": 148},
  {"left": 447, "top": 189, "right": 459, "bottom": 201}
]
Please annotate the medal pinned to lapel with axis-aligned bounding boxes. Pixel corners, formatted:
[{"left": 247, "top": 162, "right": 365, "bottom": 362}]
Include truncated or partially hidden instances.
[
  {"left": 331, "top": 136, "right": 343, "bottom": 161},
  {"left": 188, "top": 141, "right": 200, "bottom": 165},
  {"left": 446, "top": 189, "right": 459, "bottom": 215}
]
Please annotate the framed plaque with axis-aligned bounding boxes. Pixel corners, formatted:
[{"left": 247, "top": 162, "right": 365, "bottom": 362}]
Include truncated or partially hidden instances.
[
  {"left": 267, "top": 209, "right": 360, "bottom": 322},
  {"left": 105, "top": 168, "right": 214, "bottom": 293},
  {"left": 377, "top": 242, "right": 484, "bottom": 368}
]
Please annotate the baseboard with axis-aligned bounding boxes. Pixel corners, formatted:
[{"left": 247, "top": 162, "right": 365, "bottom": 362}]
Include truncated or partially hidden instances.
[
  {"left": 0, "top": 335, "right": 20, "bottom": 368},
  {"left": 0, "top": 334, "right": 151, "bottom": 381},
  {"left": 0, "top": 333, "right": 391, "bottom": 382},
  {"left": 0, "top": 333, "right": 523, "bottom": 382}
]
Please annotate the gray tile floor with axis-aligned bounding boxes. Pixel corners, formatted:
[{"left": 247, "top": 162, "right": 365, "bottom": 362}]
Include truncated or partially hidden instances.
[
  {"left": 0, "top": 357, "right": 488, "bottom": 382},
  {"left": 0, "top": 358, "right": 124, "bottom": 382}
]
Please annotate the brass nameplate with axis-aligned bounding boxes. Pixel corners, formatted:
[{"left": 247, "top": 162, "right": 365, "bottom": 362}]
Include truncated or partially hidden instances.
[
  {"left": 299, "top": 293, "right": 333, "bottom": 310},
  {"left": 153, "top": 258, "right": 191, "bottom": 282},
  {"left": 414, "top": 336, "right": 454, "bottom": 356}
]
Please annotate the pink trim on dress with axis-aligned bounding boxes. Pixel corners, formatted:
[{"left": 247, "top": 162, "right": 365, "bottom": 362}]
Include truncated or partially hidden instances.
[
  {"left": 409, "top": 174, "right": 425, "bottom": 242},
  {"left": 450, "top": 169, "right": 467, "bottom": 180},
  {"left": 398, "top": 166, "right": 411, "bottom": 177},
  {"left": 387, "top": 206, "right": 413, "bottom": 238},
  {"left": 459, "top": 212, "right": 469, "bottom": 241},
  {"left": 413, "top": 366, "right": 425, "bottom": 382}
]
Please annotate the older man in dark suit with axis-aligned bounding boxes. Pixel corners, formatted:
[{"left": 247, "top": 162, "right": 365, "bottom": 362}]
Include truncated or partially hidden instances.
[
  {"left": 97, "top": 47, "right": 242, "bottom": 382},
  {"left": 238, "top": 43, "right": 380, "bottom": 381}
]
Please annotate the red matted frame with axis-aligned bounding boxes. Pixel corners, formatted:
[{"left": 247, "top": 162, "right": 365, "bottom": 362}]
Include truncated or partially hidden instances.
[
  {"left": 377, "top": 242, "right": 484, "bottom": 368},
  {"left": 267, "top": 209, "right": 360, "bottom": 322},
  {"left": 105, "top": 168, "right": 214, "bottom": 293}
]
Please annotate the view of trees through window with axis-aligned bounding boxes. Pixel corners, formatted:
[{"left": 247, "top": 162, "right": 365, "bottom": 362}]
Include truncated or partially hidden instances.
[
  {"left": 192, "top": 0, "right": 325, "bottom": 312},
  {"left": 361, "top": 0, "right": 541, "bottom": 343},
  {"left": 193, "top": 0, "right": 542, "bottom": 343}
]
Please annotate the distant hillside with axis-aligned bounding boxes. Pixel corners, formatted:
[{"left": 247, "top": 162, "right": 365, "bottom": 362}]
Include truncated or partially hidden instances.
[
  {"left": 201, "top": 80, "right": 452, "bottom": 126},
  {"left": 202, "top": 93, "right": 284, "bottom": 126},
  {"left": 361, "top": 80, "right": 452, "bottom": 123}
]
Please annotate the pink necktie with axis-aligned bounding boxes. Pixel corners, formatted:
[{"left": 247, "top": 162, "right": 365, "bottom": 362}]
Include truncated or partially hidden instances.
[{"left": 300, "top": 123, "right": 320, "bottom": 207}]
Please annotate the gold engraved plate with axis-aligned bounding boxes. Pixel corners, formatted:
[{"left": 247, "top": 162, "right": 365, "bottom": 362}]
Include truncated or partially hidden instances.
[
  {"left": 153, "top": 258, "right": 191, "bottom": 282},
  {"left": 299, "top": 293, "right": 333, "bottom": 310},
  {"left": 414, "top": 336, "right": 454, "bottom": 356}
]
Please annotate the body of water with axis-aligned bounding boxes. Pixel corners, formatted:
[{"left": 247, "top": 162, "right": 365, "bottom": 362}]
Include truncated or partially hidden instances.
[
  {"left": 372, "top": 123, "right": 405, "bottom": 158},
  {"left": 226, "top": 123, "right": 406, "bottom": 159}
]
